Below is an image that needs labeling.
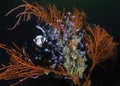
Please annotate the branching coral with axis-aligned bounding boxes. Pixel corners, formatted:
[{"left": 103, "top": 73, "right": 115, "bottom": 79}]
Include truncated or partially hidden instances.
[
  {"left": 83, "top": 25, "right": 117, "bottom": 86},
  {"left": 0, "top": 44, "right": 80, "bottom": 86},
  {"left": 84, "top": 25, "right": 116, "bottom": 64},
  {"left": 6, "top": 0, "right": 87, "bottom": 32}
]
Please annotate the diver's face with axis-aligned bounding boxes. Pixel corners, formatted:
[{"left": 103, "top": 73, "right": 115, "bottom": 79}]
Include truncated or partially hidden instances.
[{"left": 33, "top": 35, "right": 46, "bottom": 47}]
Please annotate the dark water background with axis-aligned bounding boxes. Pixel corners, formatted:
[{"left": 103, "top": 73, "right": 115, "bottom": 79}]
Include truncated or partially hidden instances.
[{"left": 0, "top": 0, "right": 120, "bottom": 86}]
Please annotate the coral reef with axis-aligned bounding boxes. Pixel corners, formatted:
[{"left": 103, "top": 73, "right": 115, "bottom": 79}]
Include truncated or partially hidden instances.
[{"left": 0, "top": 0, "right": 117, "bottom": 86}]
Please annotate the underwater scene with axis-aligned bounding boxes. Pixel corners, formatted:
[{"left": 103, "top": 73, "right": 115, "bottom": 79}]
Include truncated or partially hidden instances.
[{"left": 0, "top": 0, "right": 120, "bottom": 86}]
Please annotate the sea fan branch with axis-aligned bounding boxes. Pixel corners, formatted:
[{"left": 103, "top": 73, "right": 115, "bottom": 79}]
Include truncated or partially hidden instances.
[
  {"left": 84, "top": 25, "right": 116, "bottom": 64},
  {"left": 0, "top": 44, "right": 80, "bottom": 86},
  {"left": 83, "top": 25, "right": 116, "bottom": 86},
  {"left": 6, "top": 0, "right": 87, "bottom": 34}
]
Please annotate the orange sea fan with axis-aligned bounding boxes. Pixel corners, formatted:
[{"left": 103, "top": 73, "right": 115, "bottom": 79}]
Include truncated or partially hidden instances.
[
  {"left": 84, "top": 25, "right": 116, "bottom": 64},
  {"left": 0, "top": 44, "right": 80, "bottom": 86},
  {"left": 5, "top": 0, "right": 65, "bottom": 30},
  {"left": 82, "top": 24, "right": 117, "bottom": 86},
  {"left": 71, "top": 8, "right": 87, "bottom": 33},
  {"left": 6, "top": 0, "right": 87, "bottom": 33}
]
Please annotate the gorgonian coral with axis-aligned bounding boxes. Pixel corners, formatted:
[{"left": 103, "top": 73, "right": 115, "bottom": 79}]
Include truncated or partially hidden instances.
[{"left": 0, "top": 0, "right": 117, "bottom": 86}]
